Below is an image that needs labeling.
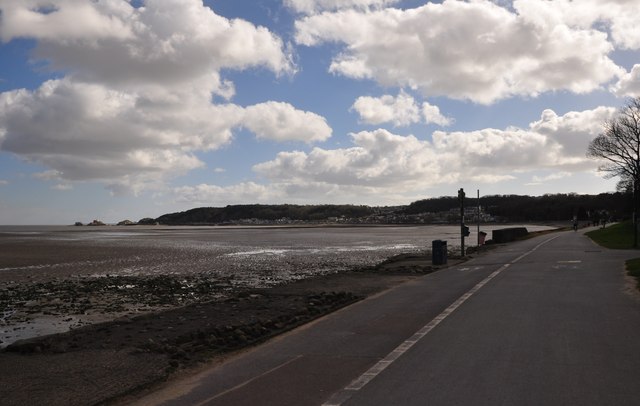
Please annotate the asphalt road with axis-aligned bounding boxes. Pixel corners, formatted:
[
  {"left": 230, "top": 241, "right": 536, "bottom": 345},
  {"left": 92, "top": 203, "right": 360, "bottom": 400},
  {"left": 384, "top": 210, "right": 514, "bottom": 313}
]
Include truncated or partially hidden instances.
[{"left": 134, "top": 229, "right": 640, "bottom": 406}]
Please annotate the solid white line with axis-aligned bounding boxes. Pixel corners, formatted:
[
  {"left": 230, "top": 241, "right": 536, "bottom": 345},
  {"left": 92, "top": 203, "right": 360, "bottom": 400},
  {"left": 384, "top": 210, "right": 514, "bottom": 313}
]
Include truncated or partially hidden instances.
[{"left": 322, "top": 235, "right": 560, "bottom": 406}]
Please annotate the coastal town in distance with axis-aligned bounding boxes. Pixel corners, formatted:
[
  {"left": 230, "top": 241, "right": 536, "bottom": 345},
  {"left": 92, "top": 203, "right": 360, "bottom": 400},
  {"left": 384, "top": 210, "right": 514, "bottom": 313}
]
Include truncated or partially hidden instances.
[{"left": 77, "top": 192, "right": 624, "bottom": 227}]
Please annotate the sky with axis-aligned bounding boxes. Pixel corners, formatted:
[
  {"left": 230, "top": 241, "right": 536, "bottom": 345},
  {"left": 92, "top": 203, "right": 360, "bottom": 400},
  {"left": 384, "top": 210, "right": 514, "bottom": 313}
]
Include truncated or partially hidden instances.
[{"left": 0, "top": 0, "right": 639, "bottom": 225}]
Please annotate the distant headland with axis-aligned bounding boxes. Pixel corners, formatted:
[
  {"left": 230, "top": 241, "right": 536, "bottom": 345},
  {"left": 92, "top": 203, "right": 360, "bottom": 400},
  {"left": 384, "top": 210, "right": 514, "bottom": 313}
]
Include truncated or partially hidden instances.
[{"left": 75, "top": 192, "right": 629, "bottom": 227}]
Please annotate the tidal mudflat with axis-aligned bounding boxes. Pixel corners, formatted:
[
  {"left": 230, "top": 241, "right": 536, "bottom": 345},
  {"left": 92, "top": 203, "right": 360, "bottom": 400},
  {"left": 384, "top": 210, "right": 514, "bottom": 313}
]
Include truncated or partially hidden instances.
[{"left": 0, "top": 224, "right": 554, "bottom": 347}]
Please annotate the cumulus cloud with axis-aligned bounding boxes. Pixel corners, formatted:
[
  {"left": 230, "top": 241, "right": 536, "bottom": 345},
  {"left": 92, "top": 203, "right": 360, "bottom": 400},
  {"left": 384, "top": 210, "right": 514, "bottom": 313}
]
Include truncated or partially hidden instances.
[
  {"left": 0, "top": 79, "right": 332, "bottom": 192},
  {"left": 284, "top": 0, "right": 400, "bottom": 14},
  {"left": 255, "top": 129, "right": 443, "bottom": 188},
  {"left": 0, "top": 0, "right": 333, "bottom": 193},
  {"left": 0, "top": 0, "right": 133, "bottom": 42},
  {"left": 351, "top": 92, "right": 420, "bottom": 126},
  {"left": 1, "top": 0, "right": 293, "bottom": 84},
  {"left": 612, "top": 65, "right": 640, "bottom": 97},
  {"left": 422, "top": 102, "right": 452, "bottom": 127},
  {"left": 172, "top": 180, "right": 408, "bottom": 207},
  {"left": 1, "top": 79, "right": 224, "bottom": 187},
  {"left": 513, "top": 0, "right": 640, "bottom": 51},
  {"left": 294, "top": 0, "right": 623, "bottom": 104},
  {"left": 529, "top": 106, "right": 616, "bottom": 161},
  {"left": 243, "top": 101, "right": 332, "bottom": 143},
  {"left": 174, "top": 106, "right": 611, "bottom": 206},
  {"left": 431, "top": 128, "right": 556, "bottom": 171},
  {"left": 252, "top": 106, "right": 615, "bottom": 196},
  {"left": 351, "top": 91, "right": 451, "bottom": 127}
]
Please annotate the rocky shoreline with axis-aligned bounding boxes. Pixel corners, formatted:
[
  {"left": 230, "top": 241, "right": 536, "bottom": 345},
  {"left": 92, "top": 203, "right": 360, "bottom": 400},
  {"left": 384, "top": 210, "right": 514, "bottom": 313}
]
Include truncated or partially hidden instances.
[{"left": 0, "top": 253, "right": 452, "bottom": 406}]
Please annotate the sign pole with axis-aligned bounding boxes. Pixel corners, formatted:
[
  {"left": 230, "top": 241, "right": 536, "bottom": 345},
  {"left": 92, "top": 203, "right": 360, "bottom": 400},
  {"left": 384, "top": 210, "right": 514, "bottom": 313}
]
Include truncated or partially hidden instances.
[
  {"left": 477, "top": 189, "right": 480, "bottom": 247},
  {"left": 459, "top": 188, "right": 465, "bottom": 257}
]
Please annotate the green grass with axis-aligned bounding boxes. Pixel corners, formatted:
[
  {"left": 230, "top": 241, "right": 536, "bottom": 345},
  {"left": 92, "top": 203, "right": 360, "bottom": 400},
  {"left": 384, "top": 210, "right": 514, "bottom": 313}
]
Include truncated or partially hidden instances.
[
  {"left": 586, "top": 221, "right": 636, "bottom": 249},
  {"left": 625, "top": 258, "right": 640, "bottom": 290},
  {"left": 589, "top": 222, "right": 640, "bottom": 291}
]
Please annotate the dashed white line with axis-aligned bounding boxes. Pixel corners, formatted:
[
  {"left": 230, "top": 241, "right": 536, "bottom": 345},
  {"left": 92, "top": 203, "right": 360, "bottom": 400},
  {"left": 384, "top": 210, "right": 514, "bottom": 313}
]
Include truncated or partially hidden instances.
[{"left": 322, "top": 235, "right": 560, "bottom": 406}]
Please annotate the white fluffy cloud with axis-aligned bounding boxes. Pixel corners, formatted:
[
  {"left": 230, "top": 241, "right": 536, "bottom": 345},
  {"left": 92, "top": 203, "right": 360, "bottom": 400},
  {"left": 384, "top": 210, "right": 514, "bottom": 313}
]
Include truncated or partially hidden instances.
[
  {"left": 243, "top": 102, "right": 332, "bottom": 143},
  {"left": 0, "top": 78, "right": 226, "bottom": 189},
  {"left": 173, "top": 179, "right": 408, "bottom": 207},
  {"left": 252, "top": 106, "right": 616, "bottom": 196},
  {"left": 295, "top": 0, "right": 624, "bottom": 104},
  {"left": 351, "top": 91, "right": 451, "bottom": 127},
  {"left": 284, "top": 0, "right": 399, "bottom": 14},
  {"left": 422, "top": 103, "right": 452, "bottom": 127},
  {"left": 513, "top": 0, "right": 640, "bottom": 51},
  {"left": 0, "top": 0, "right": 334, "bottom": 193},
  {"left": 529, "top": 106, "right": 616, "bottom": 162},
  {"left": 255, "top": 129, "right": 443, "bottom": 187},
  {"left": 1, "top": 0, "right": 293, "bottom": 84},
  {"left": 612, "top": 65, "right": 640, "bottom": 97},
  {"left": 351, "top": 92, "right": 420, "bottom": 126},
  {"left": 0, "top": 78, "right": 332, "bottom": 192},
  {"left": 0, "top": 0, "right": 133, "bottom": 42},
  {"left": 171, "top": 106, "right": 616, "bottom": 206}
]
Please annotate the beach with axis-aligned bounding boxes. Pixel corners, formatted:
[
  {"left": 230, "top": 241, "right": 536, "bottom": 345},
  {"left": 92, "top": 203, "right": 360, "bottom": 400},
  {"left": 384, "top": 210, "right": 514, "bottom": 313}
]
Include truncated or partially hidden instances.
[{"left": 0, "top": 224, "right": 556, "bottom": 347}]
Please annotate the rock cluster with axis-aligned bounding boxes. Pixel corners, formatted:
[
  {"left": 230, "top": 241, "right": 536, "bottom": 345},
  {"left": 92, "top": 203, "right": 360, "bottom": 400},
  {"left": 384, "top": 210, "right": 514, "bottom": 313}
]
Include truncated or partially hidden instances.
[
  {"left": 0, "top": 266, "right": 421, "bottom": 406},
  {"left": 5, "top": 291, "right": 358, "bottom": 372}
]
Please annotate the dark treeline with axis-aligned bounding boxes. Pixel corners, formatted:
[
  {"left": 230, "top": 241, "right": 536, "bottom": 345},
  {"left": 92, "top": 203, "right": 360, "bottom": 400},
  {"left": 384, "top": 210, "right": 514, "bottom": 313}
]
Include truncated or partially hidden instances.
[
  {"left": 155, "top": 204, "right": 374, "bottom": 225},
  {"left": 150, "top": 193, "right": 631, "bottom": 225},
  {"left": 404, "top": 192, "right": 631, "bottom": 222}
]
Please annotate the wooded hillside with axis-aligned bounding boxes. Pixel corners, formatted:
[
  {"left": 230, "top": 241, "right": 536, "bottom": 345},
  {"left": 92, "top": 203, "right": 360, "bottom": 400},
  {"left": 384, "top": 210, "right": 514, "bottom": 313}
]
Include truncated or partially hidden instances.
[
  {"left": 404, "top": 193, "right": 630, "bottom": 221},
  {"left": 155, "top": 204, "right": 374, "bottom": 225},
  {"left": 149, "top": 193, "right": 630, "bottom": 225}
]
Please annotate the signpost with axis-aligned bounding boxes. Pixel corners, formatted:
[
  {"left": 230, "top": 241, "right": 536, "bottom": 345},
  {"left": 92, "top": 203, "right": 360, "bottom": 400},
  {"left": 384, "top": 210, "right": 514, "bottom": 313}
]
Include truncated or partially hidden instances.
[
  {"left": 477, "top": 189, "right": 481, "bottom": 247},
  {"left": 458, "top": 188, "right": 469, "bottom": 256}
]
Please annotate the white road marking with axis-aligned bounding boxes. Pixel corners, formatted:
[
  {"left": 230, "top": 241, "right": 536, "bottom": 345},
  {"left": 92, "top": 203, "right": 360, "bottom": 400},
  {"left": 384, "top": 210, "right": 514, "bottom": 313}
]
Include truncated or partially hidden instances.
[
  {"left": 322, "top": 235, "right": 560, "bottom": 406},
  {"left": 459, "top": 266, "right": 484, "bottom": 272},
  {"left": 193, "top": 355, "right": 303, "bottom": 406}
]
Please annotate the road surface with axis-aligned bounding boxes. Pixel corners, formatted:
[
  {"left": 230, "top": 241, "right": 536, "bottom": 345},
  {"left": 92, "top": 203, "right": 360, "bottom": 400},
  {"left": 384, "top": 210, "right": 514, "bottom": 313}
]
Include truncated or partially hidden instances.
[{"left": 133, "top": 229, "right": 640, "bottom": 406}]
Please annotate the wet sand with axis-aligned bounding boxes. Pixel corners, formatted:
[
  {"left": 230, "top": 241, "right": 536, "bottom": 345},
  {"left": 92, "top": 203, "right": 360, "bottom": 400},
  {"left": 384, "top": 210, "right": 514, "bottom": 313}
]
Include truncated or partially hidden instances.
[
  {"left": 1, "top": 256, "right": 448, "bottom": 406},
  {"left": 1, "top": 225, "right": 442, "bottom": 346}
]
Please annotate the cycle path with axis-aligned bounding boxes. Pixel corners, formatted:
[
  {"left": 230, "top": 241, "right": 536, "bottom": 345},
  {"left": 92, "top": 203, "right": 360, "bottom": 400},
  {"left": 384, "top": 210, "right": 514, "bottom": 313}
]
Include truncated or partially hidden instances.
[{"left": 133, "top": 229, "right": 640, "bottom": 406}]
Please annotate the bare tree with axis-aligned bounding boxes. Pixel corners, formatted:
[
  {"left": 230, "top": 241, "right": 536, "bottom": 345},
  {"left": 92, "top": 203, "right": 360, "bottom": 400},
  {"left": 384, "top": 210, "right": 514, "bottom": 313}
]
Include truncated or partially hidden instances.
[
  {"left": 615, "top": 173, "right": 634, "bottom": 194},
  {"left": 587, "top": 97, "right": 640, "bottom": 246}
]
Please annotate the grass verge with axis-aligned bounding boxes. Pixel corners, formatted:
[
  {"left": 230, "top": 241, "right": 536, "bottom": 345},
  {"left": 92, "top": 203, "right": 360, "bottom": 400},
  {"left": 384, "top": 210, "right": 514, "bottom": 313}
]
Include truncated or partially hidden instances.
[
  {"left": 626, "top": 258, "right": 640, "bottom": 290},
  {"left": 589, "top": 222, "right": 640, "bottom": 292},
  {"left": 586, "top": 221, "right": 635, "bottom": 249}
]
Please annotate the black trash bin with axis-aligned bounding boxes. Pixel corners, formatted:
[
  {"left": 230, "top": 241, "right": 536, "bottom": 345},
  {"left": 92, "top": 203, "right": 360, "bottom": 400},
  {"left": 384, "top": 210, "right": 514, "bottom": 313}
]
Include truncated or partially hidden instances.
[{"left": 432, "top": 240, "right": 447, "bottom": 265}]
